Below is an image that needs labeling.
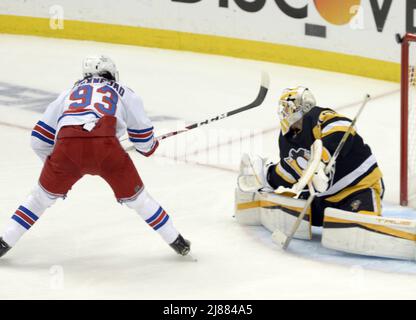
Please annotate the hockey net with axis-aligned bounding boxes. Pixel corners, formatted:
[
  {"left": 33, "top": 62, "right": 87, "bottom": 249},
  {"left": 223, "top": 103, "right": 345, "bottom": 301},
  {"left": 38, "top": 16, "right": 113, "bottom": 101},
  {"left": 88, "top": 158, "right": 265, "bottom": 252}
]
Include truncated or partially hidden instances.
[{"left": 400, "top": 33, "right": 416, "bottom": 206}]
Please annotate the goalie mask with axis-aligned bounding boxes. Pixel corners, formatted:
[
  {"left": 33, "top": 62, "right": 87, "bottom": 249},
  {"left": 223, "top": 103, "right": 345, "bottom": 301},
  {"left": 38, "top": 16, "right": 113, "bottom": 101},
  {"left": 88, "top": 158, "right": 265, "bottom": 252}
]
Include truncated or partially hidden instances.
[{"left": 278, "top": 86, "right": 316, "bottom": 135}]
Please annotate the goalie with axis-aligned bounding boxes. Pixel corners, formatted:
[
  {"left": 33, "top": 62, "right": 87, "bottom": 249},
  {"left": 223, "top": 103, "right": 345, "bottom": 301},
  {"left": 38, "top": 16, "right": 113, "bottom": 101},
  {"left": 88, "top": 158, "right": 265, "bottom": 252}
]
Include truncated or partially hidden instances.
[
  {"left": 235, "top": 87, "right": 416, "bottom": 261},
  {"left": 259, "top": 86, "right": 383, "bottom": 224},
  {"left": 278, "top": 87, "right": 384, "bottom": 221}
]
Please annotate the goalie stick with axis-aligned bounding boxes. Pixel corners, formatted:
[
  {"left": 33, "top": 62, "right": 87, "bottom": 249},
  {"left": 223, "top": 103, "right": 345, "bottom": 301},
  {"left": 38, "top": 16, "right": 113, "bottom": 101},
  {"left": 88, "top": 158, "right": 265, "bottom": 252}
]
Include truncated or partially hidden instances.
[
  {"left": 272, "top": 182, "right": 316, "bottom": 250},
  {"left": 272, "top": 94, "right": 371, "bottom": 250},
  {"left": 271, "top": 139, "right": 322, "bottom": 249},
  {"left": 124, "top": 72, "right": 270, "bottom": 151},
  {"left": 324, "top": 94, "right": 371, "bottom": 175}
]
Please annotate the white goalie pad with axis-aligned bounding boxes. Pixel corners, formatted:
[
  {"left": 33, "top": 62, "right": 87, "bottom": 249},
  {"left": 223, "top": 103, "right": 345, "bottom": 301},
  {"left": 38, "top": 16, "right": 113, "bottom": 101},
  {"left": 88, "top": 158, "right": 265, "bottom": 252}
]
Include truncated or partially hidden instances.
[
  {"left": 322, "top": 208, "right": 416, "bottom": 261},
  {"left": 235, "top": 188, "right": 312, "bottom": 240},
  {"left": 234, "top": 188, "right": 261, "bottom": 226}
]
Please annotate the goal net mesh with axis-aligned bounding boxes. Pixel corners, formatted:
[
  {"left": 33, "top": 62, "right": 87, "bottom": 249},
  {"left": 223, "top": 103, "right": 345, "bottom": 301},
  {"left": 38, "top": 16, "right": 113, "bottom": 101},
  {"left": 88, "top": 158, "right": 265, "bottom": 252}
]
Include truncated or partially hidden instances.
[{"left": 407, "top": 42, "right": 416, "bottom": 205}]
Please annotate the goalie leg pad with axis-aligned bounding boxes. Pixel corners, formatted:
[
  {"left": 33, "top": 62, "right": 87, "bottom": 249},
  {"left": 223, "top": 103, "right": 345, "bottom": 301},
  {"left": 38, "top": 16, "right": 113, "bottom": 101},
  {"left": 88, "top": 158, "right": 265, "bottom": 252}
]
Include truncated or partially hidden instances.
[
  {"left": 234, "top": 188, "right": 261, "bottom": 225},
  {"left": 322, "top": 208, "right": 416, "bottom": 260},
  {"left": 259, "top": 192, "right": 312, "bottom": 240},
  {"left": 234, "top": 188, "right": 312, "bottom": 240}
]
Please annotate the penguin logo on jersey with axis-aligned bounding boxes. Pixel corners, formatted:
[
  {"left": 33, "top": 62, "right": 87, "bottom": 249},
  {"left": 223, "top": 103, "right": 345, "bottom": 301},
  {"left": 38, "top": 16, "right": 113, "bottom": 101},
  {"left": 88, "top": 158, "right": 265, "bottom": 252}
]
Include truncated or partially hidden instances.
[
  {"left": 350, "top": 200, "right": 362, "bottom": 212},
  {"left": 284, "top": 148, "right": 311, "bottom": 177}
]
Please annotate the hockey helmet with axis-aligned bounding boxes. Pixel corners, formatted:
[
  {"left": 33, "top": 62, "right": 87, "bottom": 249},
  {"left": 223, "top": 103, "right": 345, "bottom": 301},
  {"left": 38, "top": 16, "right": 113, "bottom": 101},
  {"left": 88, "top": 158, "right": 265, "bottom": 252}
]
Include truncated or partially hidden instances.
[
  {"left": 82, "top": 55, "right": 119, "bottom": 81},
  {"left": 278, "top": 86, "right": 316, "bottom": 135}
]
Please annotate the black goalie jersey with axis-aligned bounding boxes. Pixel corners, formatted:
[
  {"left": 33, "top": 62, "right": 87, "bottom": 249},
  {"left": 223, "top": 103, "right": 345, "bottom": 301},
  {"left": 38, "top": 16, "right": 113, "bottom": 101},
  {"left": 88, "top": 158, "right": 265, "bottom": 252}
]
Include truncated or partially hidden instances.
[{"left": 267, "top": 107, "right": 384, "bottom": 225}]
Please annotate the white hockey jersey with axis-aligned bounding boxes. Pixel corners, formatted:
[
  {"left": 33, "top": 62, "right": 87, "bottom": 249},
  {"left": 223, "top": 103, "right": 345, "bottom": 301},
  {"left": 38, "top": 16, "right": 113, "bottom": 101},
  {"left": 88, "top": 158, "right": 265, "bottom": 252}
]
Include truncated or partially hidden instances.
[{"left": 31, "top": 76, "right": 157, "bottom": 161}]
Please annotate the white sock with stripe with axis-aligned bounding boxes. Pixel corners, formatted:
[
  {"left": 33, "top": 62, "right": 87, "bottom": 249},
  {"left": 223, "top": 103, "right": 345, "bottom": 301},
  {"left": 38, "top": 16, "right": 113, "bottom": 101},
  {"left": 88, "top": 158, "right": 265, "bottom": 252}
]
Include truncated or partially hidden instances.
[
  {"left": 2, "top": 185, "right": 57, "bottom": 247},
  {"left": 124, "top": 189, "right": 179, "bottom": 244}
]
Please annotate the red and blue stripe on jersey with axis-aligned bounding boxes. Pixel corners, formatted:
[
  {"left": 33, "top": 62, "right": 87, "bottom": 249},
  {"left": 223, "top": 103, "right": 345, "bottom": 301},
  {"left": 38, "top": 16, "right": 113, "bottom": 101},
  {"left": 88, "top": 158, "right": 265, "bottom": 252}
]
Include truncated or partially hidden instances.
[
  {"left": 146, "top": 207, "right": 169, "bottom": 231},
  {"left": 12, "top": 206, "right": 39, "bottom": 230},
  {"left": 127, "top": 127, "right": 154, "bottom": 143},
  {"left": 32, "top": 121, "right": 56, "bottom": 145}
]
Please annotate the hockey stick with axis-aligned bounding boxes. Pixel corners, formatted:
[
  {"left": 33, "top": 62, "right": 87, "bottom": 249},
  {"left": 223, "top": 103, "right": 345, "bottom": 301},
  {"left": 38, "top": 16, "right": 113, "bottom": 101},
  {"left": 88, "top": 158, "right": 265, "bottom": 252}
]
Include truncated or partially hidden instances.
[
  {"left": 273, "top": 94, "right": 371, "bottom": 250},
  {"left": 272, "top": 182, "right": 316, "bottom": 250},
  {"left": 271, "top": 140, "right": 323, "bottom": 249},
  {"left": 324, "top": 94, "right": 371, "bottom": 175},
  {"left": 124, "top": 72, "right": 270, "bottom": 151}
]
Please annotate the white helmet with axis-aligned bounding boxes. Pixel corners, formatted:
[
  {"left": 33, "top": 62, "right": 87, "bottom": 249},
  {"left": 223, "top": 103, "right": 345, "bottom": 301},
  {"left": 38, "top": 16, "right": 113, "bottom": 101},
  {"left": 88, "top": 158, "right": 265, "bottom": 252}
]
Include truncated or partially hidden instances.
[
  {"left": 278, "top": 86, "right": 316, "bottom": 135},
  {"left": 82, "top": 55, "right": 119, "bottom": 81}
]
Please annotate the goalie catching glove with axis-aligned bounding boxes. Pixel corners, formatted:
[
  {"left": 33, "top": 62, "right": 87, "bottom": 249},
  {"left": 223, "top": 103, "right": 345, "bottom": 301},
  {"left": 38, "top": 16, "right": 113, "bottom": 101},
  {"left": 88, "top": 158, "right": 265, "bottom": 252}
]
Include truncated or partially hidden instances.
[{"left": 237, "top": 154, "right": 274, "bottom": 192}]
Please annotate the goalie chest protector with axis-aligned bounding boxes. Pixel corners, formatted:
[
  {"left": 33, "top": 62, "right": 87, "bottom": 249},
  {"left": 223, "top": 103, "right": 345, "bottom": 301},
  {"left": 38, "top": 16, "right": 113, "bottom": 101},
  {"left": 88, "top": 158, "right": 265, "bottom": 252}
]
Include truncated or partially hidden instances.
[{"left": 278, "top": 107, "right": 379, "bottom": 190}]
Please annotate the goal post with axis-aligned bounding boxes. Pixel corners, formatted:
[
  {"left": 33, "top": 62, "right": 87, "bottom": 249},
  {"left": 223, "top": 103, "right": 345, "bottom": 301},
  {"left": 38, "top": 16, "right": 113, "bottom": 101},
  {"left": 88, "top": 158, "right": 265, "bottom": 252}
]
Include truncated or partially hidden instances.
[{"left": 398, "top": 33, "right": 416, "bottom": 206}]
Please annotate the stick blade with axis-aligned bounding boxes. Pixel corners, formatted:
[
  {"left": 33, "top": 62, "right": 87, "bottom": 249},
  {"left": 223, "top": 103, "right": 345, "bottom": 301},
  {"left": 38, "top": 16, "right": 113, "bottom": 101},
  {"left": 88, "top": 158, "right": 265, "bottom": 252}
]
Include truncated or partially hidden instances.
[
  {"left": 260, "top": 71, "right": 270, "bottom": 89},
  {"left": 272, "top": 229, "right": 288, "bottom": 249}
]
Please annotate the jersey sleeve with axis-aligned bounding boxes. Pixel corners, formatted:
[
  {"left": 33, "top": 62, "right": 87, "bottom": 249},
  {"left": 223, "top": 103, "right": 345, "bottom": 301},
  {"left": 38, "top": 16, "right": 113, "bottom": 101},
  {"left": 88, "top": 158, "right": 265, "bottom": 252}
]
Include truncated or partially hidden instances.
[
  {"left": 266, "top": 162, "right": 297, "bottom": 189},
  {"left": 31, "top": 90, "right": 67, "bottom": 162},
  {"left": 124, "top": 92, "right": 159, "bottom": 157},
  {"left": 313, "top": 110, "right": 355, "bottom": 161}
]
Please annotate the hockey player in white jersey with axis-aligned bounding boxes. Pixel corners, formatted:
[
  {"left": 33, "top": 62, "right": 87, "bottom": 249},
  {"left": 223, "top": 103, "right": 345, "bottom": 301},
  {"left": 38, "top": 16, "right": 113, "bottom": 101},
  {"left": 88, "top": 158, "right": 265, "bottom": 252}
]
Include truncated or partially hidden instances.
[{"left": 0, "top": 55, "right": 191, "bottom": 258}]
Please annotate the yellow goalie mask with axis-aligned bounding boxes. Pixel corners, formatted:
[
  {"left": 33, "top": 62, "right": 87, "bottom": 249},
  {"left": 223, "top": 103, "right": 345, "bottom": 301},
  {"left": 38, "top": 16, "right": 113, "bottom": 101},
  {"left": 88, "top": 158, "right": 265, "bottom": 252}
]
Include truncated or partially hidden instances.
[{"left": 278, "top": 86, "right": 316, "bottom": 135}]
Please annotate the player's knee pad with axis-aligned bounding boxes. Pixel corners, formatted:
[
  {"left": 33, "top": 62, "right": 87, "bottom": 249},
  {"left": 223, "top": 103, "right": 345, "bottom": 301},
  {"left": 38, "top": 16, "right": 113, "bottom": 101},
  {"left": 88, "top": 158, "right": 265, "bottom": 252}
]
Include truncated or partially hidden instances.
[
  {"left": 26, "top": 185, "right": 58, "bottom": 213},
  {"left": 124, "top": 189, "right": 158, "bottom": 213}
]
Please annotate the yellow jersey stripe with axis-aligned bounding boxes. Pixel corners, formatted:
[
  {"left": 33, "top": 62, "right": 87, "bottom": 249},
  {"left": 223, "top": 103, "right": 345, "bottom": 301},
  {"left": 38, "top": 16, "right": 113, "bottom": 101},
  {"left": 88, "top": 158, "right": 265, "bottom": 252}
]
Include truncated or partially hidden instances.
[
  {"left": 321, "top": 126, "right": 356, "bottom": 138},
  {"left": 324, "top": 167, "right": 382, "bottom": 203},
  {"left": 275, "top": 163, "right": 297, "bottom": 184}
]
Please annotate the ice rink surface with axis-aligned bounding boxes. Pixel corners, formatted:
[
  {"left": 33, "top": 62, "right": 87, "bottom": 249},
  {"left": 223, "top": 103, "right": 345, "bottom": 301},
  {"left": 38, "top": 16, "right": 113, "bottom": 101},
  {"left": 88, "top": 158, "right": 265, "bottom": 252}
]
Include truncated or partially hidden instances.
[{"left": 0, "top": 34, "right": 415, "bottom": 299}]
